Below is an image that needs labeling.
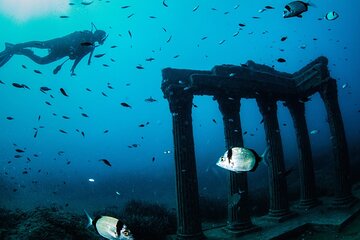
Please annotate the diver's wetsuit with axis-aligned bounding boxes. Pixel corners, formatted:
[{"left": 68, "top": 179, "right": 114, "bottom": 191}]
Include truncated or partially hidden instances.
[{"left": 0, "top": 29, "right": 106, "bottom": 74}]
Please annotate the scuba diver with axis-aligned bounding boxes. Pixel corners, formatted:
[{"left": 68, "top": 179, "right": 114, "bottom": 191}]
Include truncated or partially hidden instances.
[{"left": 0, "top": 23, "right": 107, "bottom": 75}]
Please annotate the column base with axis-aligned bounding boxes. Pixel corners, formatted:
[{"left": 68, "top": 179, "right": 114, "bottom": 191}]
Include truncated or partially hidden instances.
[
  {"left": 266, "top": 209, "right": 297, "bottom": 223},
  {"left": 297, "top": 198, "right": 321, "bottom": 210},
  {"left": 224, "top": 222, "right": 261, "bottom": 237},
  {"left": 331, "top": 195, "right": 358, "bottom": 209},
  {"left": 176, "top": 232, "right": 205, "bottom": 240}
]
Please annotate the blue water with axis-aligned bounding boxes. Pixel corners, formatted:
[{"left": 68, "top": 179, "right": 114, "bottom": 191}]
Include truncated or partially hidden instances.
[{"left": 0, "top": 0, "right": 359, "bottom": 218}]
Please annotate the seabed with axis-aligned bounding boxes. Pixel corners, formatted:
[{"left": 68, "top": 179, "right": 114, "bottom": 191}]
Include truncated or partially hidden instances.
[{"left": 167, "top": 183, "right": 360, "bottom": 240}]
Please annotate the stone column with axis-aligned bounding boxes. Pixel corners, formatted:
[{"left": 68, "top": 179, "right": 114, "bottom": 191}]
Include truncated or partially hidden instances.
[
  {"left": 168, "top": 92, "right": 204, "bottom": 240},
  {"left": 286, "top": 99, "right": 319, "bottom": 209},
  {"left": 256, "top": 97, "right": 294, "bottom": 222},
  {"left": 217, "top": 96, "right": 259, "bottom": 235},
  {"left": 319, "top": 80, "right": 357, "bottom": 208}
]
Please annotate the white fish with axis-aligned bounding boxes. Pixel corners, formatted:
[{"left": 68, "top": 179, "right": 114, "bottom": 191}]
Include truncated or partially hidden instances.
[
  {"left": 88, "top": 178, "right": 95, "bottom": 182},
  {"left": 116, "top": 191, "right": 121, "bottom": 196},
  {"left": 310, "top": 129, "right": 319, "bottom": 135},
  {"left": 84, "top": 210, "right": 133, "bottom": 240},
  {"left": 325, "top": 11, "right": 339, "bottom": 21},
  {"left": 216, "top": 146, "right": 269, "bottom": 173},
  {"left": 342, "top": 83, "right": 348, "bottom": 89}
]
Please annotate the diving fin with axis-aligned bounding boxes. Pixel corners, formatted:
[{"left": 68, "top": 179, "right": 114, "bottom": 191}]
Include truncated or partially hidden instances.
[
  {"left": 53, "top": 58, "right": 69, "bottom": 74},
  {"left": 0, "top": 43, "right": 15, "bottom": 67}
]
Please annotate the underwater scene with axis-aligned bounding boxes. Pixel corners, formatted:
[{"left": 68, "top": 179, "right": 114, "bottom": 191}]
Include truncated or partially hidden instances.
[{"left": 0, "top": 0, "right": 360, "bottom": 239}]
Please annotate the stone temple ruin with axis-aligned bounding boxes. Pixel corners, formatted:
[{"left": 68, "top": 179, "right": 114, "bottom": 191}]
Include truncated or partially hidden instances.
[{"left": 161, "top": 56, "right": 358, "bottom": 239}]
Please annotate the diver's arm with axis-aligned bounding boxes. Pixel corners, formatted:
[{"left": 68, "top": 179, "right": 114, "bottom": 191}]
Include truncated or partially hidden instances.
[
  {"left": 70, "top": 56, "right": 84, "bottom": 75},
  {"left": 88, "top": 48, "right": 95, "bottom": 65}
]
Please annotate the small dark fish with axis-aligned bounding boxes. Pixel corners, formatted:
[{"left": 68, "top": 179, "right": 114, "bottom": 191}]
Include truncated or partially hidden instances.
[
  {"left": 34, "top": 69, "right": 42, "bottom": 74},
  {"left": 67, "top": 161, "right": 71, "bottom": 165},
  {"left": 162, "top": 0, "right": 168, "bottom": 7},
  {"left": 120, "top": 102, "right": 132, "bottom": 108},
  {"left": 60, "top": 15, "right": 70, "bottom": 18},
  {"left": 0, "top": 80, "right": 4, "bottom": 84},
  {"left": 166, "top": 35, "right": 172, "bottom": 43},
  {"left": 14, "top": 155, "right": 22, "bottom": 158},
  {"left": 277, "top": 58, "right": 286, "bottom": 63},
  {"left": 110, "top": 58, "right": 116, "bottom": 62},
  {"left": 192, "top": 5, "right": 199, "bottom": 12},
  {"left": 69, "top": 2, "right": 75, "bottom": 5},
  {"left": 81, "top": 42, "right": 94, "bottom": 46},
  {"left": 15, "top": 149, "right": 25, "bottom": 153},
  {"left": 81, "top": 113, "right": 89, "bottom": 118},
  {"left": 145, "top": 96, "right": 157, "bottom": 102},
  {"left": 103, "top": 64, "right": 109, "bottom": 67},
  {"left": 162, "top": 27, "right": 167, "bottom": 32},
  {"left": 34, "top": 130, "right": 38, "bottom": 138},
  {"left": 40, "top": 86, "right": 51, "bottom": 92},
  {"left": 283, "top": 1, "right": 310, "bottom": 18},
  {"left": 110, "top": 45, "right": 117, "bottom": 48},
  {"left": 149, "top": 16, "right": 157, "bottom": 19},
  {"left": 281, "top": 36, "right": 288, "bottom": 41},
  {"left": 121, "top": 5, "right": 131, "bottom": 9},
  {"left": 212, "top": 119, "right": 217, "bottom": 124},
  {"left": 136, "top": 65, "right": 144, "bottom": 69},
  {"left": 243, "top": 131, "right": 248, "bottom": 135},
  {"left": 94, "top": 53, "right": 106, "bottom": 58},
  {"left": 239, "top": 23, "right": 246, "bottom": 27},
  {"left": 146, "top": 57, "right": 155, "bottom": 62},
  {"left": 265, "top": 6, "right": 275, "bottom": 9},
  {"left": 6, "top": 116, "right": 14, "bottom": 120},
  {"left": 22, "top": 171, "right": 28, "bottom": 174},
  {"left": 12, "top": 83, "right": 24, "bottom": 88},
  {"left": 104, "top": 130, "right": 109, "bottom": 133},
  {"left": 201, "top": 36, "right": 208, "bottom": 40},
  {"left": 252, "top": 16, "right": 260, "bottom": 19},
  {"left": 62, "top": 116, "right": 70, "bottom": 119},
  {"left": 45, "top": 101, "right": 52, "bottom": 106},
  {"left": 100, "top": 159, "right": 112, "bottom": 167},
  {"left": 173, "top": 55, "right": 180, "bottom": 58},
  {"left": 192, "top": 103, "right": 198, "bottom": 108},
  {"left": 128, "top": 30, "right": 132, "bottom": 38},
  {"left": 139, "top": 124, "right": 145, "bottom": 128},
  {"left": 132, "top": 144, "right": 139, "bottom": 147},
  {"left": 127, "top": 13, "right": 135, "bottom": 18},
  {"left": 260, "top": 118, "right": 264, "bottom": 124},
  {"left": 60, "top": 88, "right": 68, "bottom": 96},
  {"left": 102, "top": 92, "right": 108, "bottom": 97},
  {"left": 152, "top": 157, "right": 155, "bottom": 162},
  {"left": 22, "top": 65, "right": 27, "bottom": 69},
  {"left": 81, "top": 131, "right": 85, "bottom": 137},
  {"left": 59, "top": 129, "right": 67, "bottom": 134},
  {"left": 86, "top": 88, "right": 92, "bottom": 92},
  {"left": 81, "top": 1, "right": 93, "bottom": 5}
]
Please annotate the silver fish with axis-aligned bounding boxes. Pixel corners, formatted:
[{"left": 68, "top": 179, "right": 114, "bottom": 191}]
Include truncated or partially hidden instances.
[
  {"left": 283, "top": 1, "right": 312, "bottom": 18},
  {"left": 216, "top": 147, "right": 269, "bottom": 172},
  {"left": 84, "top": 210, "right": 133, "bottom": 240}
]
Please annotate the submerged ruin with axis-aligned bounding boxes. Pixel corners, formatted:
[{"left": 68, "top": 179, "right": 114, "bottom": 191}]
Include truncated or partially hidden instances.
[{"left": 161, "top": 56, "right": 358, "bottom": 239}]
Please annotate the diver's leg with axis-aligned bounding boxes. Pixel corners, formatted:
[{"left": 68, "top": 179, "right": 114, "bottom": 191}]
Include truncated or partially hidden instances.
[
  {"left": 16, "top": 49, "right": 63, "bottom": 65},
  {"left": 13, "top": 40, "right": 54, "bottom": 50}
]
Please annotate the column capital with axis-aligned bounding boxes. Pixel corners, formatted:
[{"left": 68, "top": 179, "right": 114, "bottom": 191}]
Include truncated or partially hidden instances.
[
  {"left": 216, "top": 96, "right": 241, "bottom": 117},
  {"left": 256, "top": 96, "right": 277, "bottom": 116},
  {"left": 167, "top": 92, "right": 194, "bottom": 114}
]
